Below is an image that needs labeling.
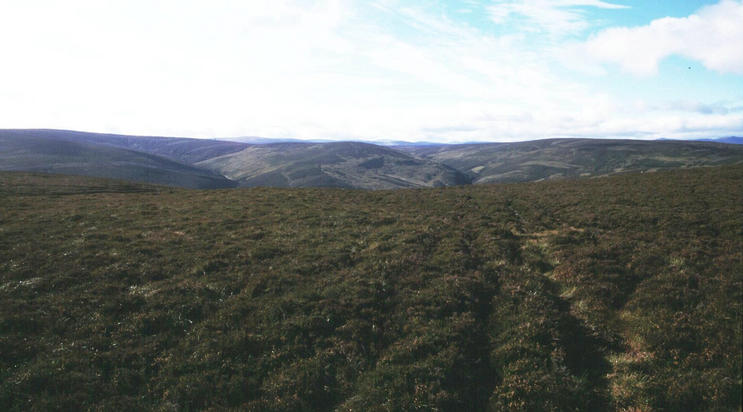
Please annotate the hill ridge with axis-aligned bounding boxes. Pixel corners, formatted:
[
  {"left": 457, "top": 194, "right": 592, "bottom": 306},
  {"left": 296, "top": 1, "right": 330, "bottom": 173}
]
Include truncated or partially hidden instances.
[{"left": 2, "top": 129, "right": 743, "bottom": 189}]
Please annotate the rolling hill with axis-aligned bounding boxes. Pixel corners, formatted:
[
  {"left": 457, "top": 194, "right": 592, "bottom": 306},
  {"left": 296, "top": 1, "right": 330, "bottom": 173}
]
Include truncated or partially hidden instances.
[
  {"left": 0, "top": 133, "right": 236, "bottom": 189},
  {"left": 398, "top": 138, "right": 743, "bottom": 183},
  {"left": 695, "top": 136, "right": 743, "bottom": 145},
  {"left": 197, "top": 141, "right": 471, "bottom": 189},
  {"left": 3, "top": 129, "right": 743, "bottom": 189},
  {"left": 0, "top": 129, "right": 249, "bottom": 164}
]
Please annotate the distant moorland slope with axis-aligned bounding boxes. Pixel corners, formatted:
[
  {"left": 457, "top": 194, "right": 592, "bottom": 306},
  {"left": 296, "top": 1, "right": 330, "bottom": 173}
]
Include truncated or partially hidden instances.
[
  {"left": 1, "top": 166, "right": 740, "bottom": 410},
  {"left": 0, "top": 132, "right": 236, "bottom": 189},
  {"left": 696, "top": 136, "right": 743, "bottom": 145},
  {"left": 2, "top": 129, "right": 743, "bottom": 188},
  {"left": 397, "top": 138, "right": 743, "bottom": 183},
  {"left": 0, "top": 129, "right": 249, "bottom": 164},
  {"left": 198, "top": 141, "right": 471, "bottom": 189}
]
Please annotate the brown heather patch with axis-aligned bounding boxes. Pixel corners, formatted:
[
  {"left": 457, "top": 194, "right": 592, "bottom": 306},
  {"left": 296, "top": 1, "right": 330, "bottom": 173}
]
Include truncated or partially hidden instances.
[{"left": 0, "top": 166, "right": 740, "bottom": 411}]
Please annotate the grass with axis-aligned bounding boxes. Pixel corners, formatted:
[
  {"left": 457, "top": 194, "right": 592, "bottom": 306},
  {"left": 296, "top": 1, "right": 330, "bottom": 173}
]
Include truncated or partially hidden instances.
[{"left": 0, "top": 166, "right": 741, "bottom": 411}]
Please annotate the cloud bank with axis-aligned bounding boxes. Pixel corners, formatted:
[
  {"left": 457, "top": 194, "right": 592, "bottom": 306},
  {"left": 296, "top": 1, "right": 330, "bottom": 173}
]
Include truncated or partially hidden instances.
[
  {"left": 0, "top": 0, "right": 740, "bottom": 142},
  {"left": 583, "top": 0, "right": 743, "bottom": 75},
  {"left": 488, "top": 0, "right": 628, "bottom": 37}
]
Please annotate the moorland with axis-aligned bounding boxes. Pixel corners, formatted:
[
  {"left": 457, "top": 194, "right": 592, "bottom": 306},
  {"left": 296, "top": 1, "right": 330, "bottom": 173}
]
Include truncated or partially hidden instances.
[{"left": 1, "top": 164, "right": 741, "bottom": 410}]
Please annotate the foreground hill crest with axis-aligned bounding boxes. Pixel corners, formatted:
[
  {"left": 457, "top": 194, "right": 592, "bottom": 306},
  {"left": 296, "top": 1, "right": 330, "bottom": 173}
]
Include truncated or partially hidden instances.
[{"left": 1, "top": 166, "right": 740, "bottom": 410}]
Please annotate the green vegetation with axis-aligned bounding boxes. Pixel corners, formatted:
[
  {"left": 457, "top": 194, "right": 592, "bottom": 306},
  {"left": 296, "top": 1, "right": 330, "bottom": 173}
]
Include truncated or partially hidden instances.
[{"left": 1, "top": 166, "right": 741, "bottom": 411}]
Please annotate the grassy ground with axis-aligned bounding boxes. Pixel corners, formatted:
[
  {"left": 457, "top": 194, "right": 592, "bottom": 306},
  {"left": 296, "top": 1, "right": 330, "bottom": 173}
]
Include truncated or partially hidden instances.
[{"left": 1, "top": 167, "right": 741, "bottom": 411}]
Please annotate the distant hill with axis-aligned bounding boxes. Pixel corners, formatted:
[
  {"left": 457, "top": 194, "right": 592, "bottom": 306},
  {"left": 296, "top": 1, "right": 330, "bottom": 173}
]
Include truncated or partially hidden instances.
[
  {"left": 221, "top": 136, "right": 332, "bottom": 144},
  {"left": 0, "top": 130, "right": 468, "bottom": 189},
  {"left": 3, "top": 129, "right": 743, "bottom": 189},
  {"left": 397, "top": 138, "right": 743, "bottom": 184},
  {"left": 695, "top": 136, "right": 743, "bottom": 145},
  {"left": 0, "top": 129, "right": 249, "bottom": 164},
  {"left": 198, "top": 141, "right": 471, "bottom": 189},
  {"left": 0, "top": 132, "right": 236, "bottom": 189}
]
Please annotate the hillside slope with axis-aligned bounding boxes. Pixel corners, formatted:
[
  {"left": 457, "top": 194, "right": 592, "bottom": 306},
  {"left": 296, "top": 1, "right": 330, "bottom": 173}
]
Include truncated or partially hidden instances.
[
  {"left": 4, "top": 130, "right": 743, "bottom": 189},
  {"left": 399, "top": 138, "right": 743, "bottom": 183},
  {"left": 1, "top": 166, "right": 740, "bottom": 410},
  {"left": 0, "top": 129, "right": 249, "bottom": 164},
  {"left": 0, "top": 133, "right": 236, "bottom": 189},
  {"left": 696, "top": 136, "right": 743, "bottom": 145},
  {"left": 198, "top": 141, "right": 471, "bottom": 189}
]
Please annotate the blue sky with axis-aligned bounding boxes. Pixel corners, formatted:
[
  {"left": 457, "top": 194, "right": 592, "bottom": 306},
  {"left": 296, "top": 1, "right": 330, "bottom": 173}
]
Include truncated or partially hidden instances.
[{"left": 0, "top": 0, "right": 741, "bottom": 142}]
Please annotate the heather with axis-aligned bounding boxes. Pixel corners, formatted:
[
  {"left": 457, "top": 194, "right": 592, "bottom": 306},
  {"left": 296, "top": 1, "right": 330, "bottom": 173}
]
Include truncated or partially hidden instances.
[{"left": 1, "top": 166, "right": 741, "bottom": 410}]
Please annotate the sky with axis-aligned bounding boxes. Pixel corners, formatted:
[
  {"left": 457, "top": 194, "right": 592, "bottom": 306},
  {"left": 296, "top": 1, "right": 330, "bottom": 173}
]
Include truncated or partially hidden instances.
[{"left": 0, "top": 0, "right": 742, "bottom": 143}]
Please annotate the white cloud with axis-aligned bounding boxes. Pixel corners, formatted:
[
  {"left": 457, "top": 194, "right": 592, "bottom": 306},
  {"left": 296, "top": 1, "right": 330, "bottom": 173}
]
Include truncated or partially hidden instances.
[
  {"left": 487, "top": 0, "right": 627, "bottom": 37},
  {"left": 582, "top": 0, "right": 743, "bottom": 75},
  {"left": 0, "top": 0, "right": 740, "bottom": 142}
]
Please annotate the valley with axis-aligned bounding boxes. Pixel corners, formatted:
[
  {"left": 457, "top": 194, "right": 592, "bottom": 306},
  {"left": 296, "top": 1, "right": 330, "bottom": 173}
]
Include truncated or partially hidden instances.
[{"left": 2, "top": 129, "right": 742, "bottom": 189}]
